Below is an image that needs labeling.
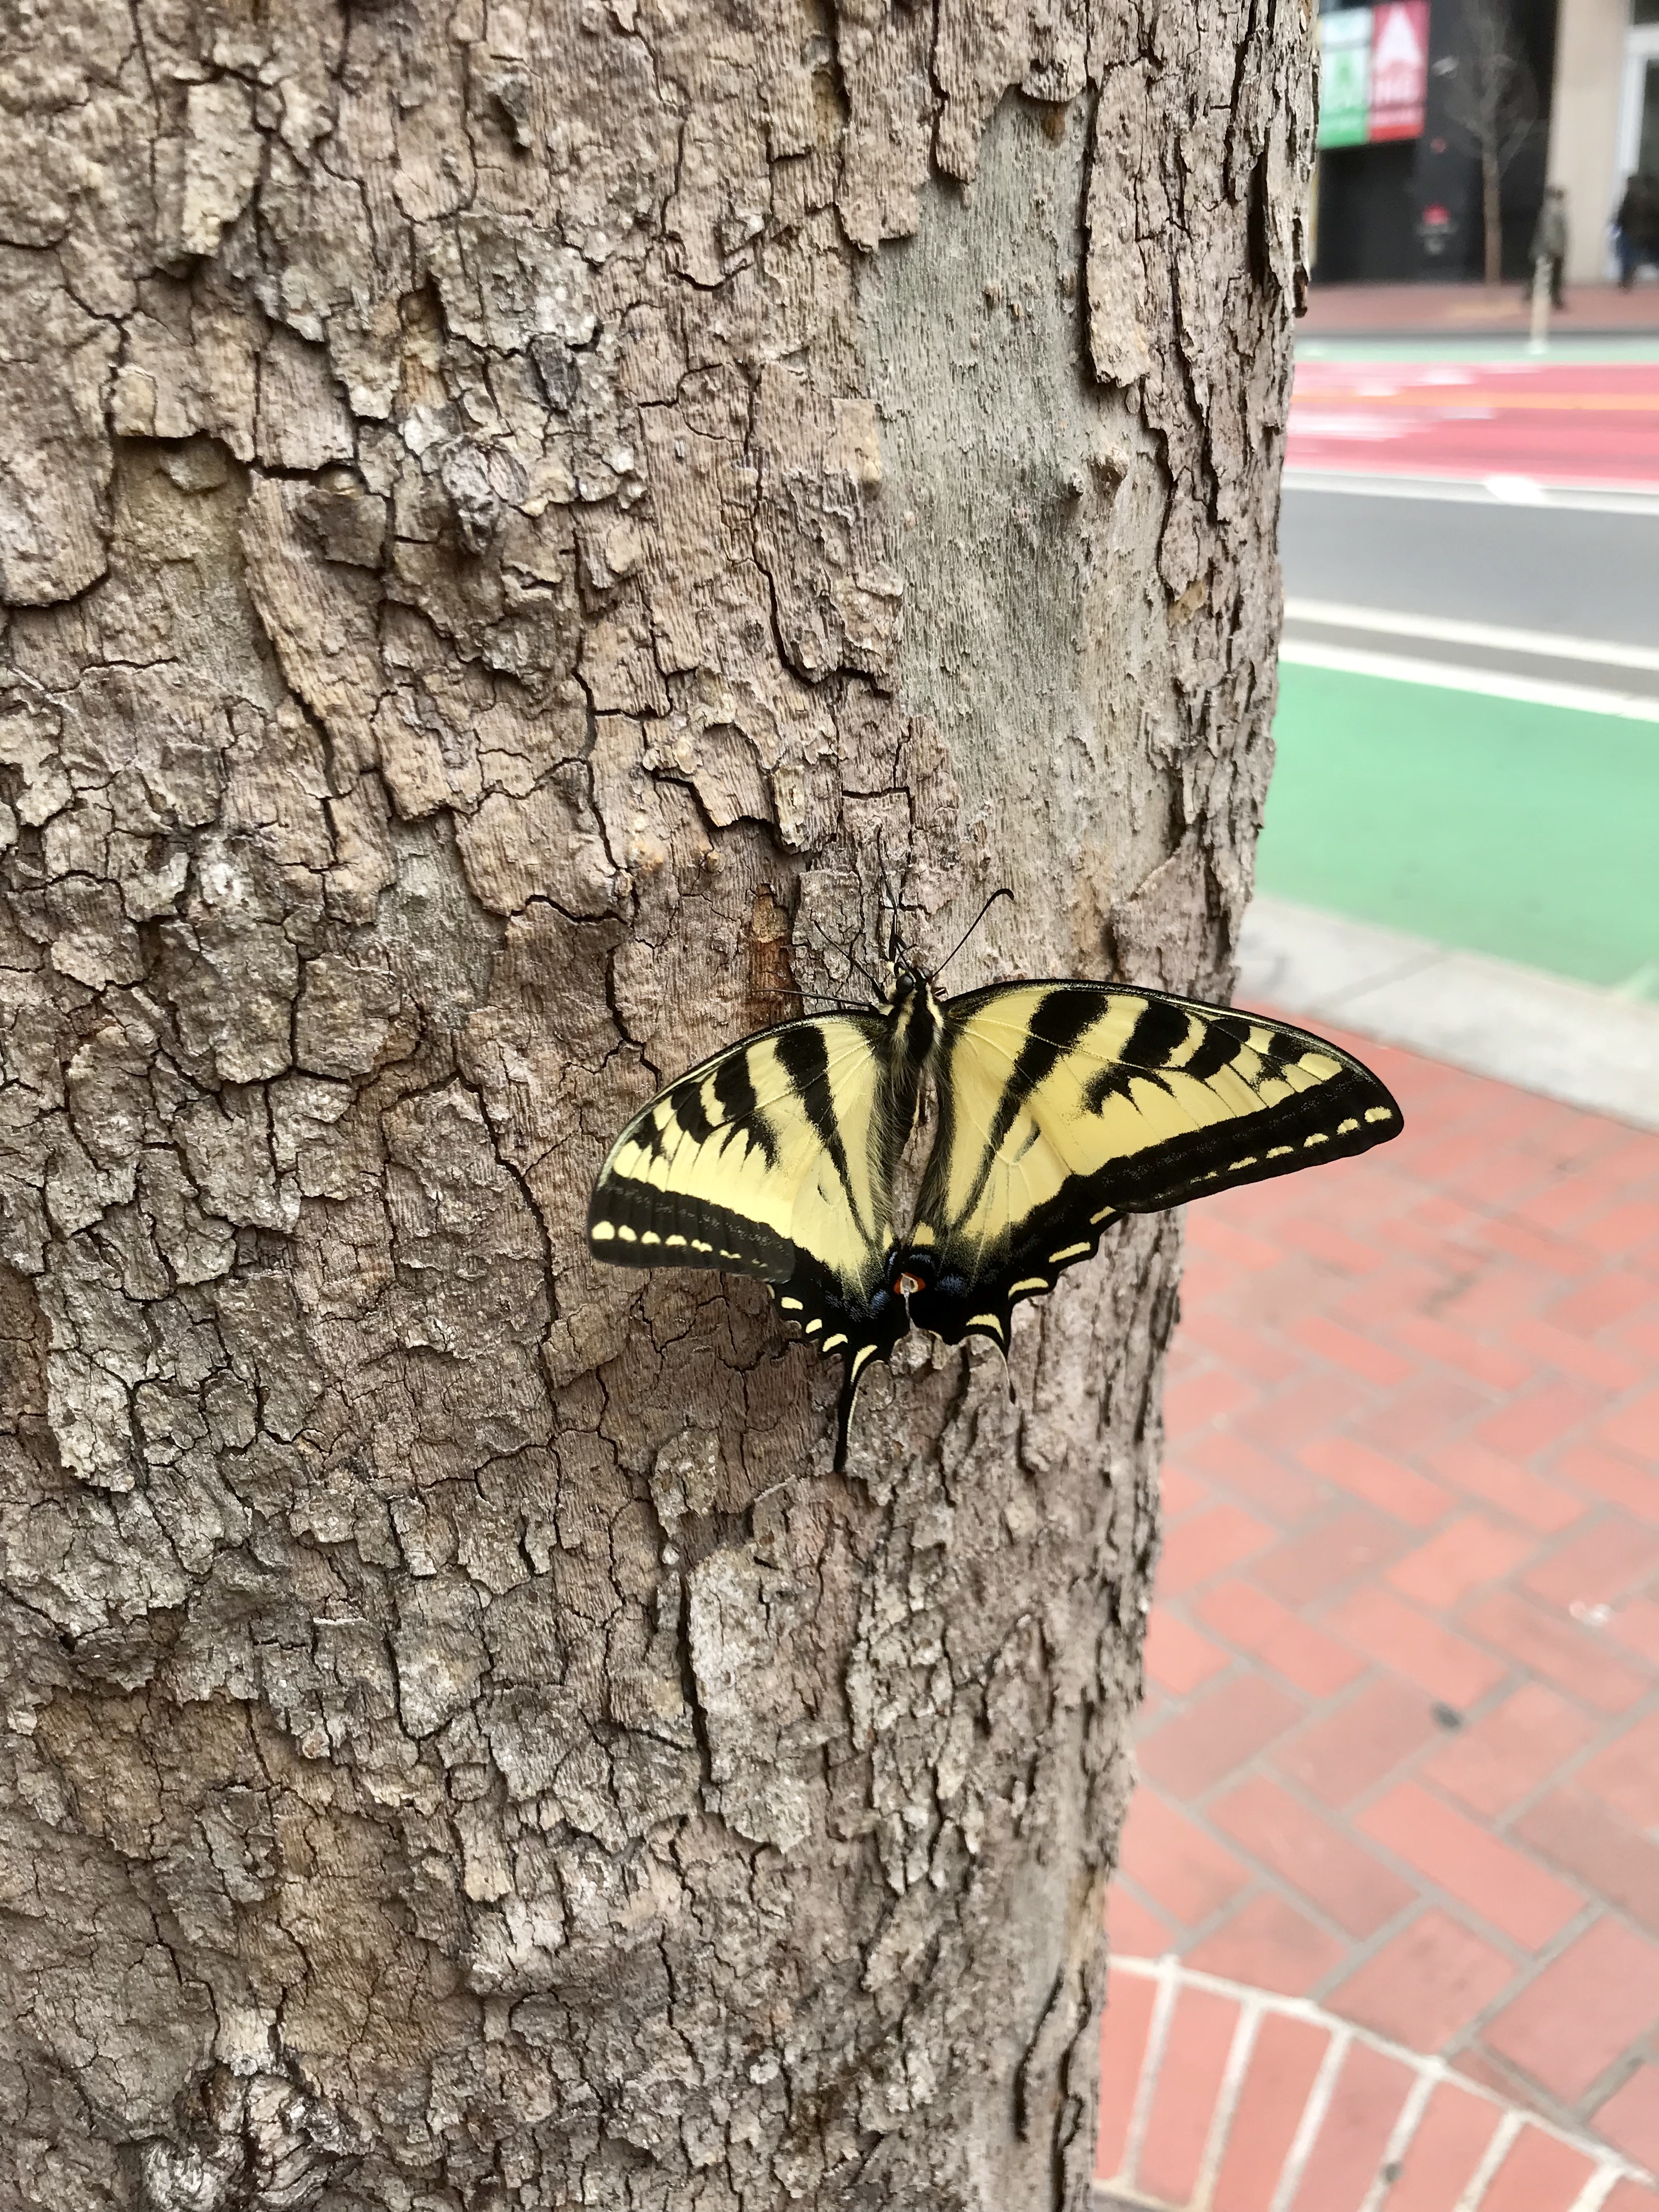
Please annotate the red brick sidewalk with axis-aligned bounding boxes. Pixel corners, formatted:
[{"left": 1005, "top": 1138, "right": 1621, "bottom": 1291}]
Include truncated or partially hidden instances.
[
  {"left": 1096, "top": 1958, "right": 1652, "bottom": 2210},
  {"left": 1105, "top": 1024, "right": 1659, "bottom": 2171},
  {"left": 1299, "top": 281, "right": 1659, "bottom": 338}
]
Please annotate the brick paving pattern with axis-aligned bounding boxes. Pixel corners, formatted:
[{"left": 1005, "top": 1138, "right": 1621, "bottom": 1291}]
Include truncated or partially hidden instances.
[
  {"left": 1103, "top": 1024, "right": 1659, "bottom": 2183},
  {"left": 1094, "top": 1959, "right": 1651, "bottom": 2211}
]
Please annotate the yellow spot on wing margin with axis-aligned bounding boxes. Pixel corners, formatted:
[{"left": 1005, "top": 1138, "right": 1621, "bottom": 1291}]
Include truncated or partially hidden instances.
[
  {"left": 591, "top": 1221, "right": 616, "bottom": 1242},
  {"left": 1048, "top": 1242, "right": 1090, "bottom": 1263},
  {"left": 1010, "top": 1277, "right": 1048, "bottom": 1295},
  {"left": 969, "top": 1314, "right": 1003, "bottom": 1336},
  {"left": 850, "top": 1344, "right": 877, "bottom": 1376},
  {"left": 822, "top": 1333, "right": 848, "bottom": 1351}
]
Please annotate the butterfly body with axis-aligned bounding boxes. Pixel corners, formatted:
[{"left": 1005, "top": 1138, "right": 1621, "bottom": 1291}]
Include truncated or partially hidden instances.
[{"left": 589, "top": 956, "right": 1402, "bottom": 1469}]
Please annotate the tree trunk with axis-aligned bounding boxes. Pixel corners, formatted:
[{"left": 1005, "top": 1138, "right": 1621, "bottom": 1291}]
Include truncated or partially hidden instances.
[
  {"left": 0, "top": 6, "right": 1311, "bottom": 2208},
  {"left": 1484, "top": 144, "right": 1505, "bottom": 283}
]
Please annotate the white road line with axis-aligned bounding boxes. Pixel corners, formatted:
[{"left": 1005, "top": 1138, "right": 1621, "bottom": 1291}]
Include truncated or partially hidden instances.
[
  {"left": 1568, "top": 2171, "right": 1637, "bottom": 2212},
  {"left": 1277, "top": 638, "right": 1659, "bottom": 720},
  {"left": 1100, "top": 1960, "right": 1652, "bottom": 2212},
  {"left": 1284, "top": 599, "right": 1659, "bottom": 674},
  {"left": 1116, "top": 1956, "right": 1178, "bottom": 2192},
  {"left": 1356, "top": 2067, "right": 1438, "bottom": 2212},
  {"left": 1269, "top": 2028, "right": 1351, "bottom": 2212},
  {"left": 1459, "top": 2108, "right": 1525, "bottom": 2209},
  {"left": 1192, "top": 1996, "right": 1263, "bottom": 2209}
]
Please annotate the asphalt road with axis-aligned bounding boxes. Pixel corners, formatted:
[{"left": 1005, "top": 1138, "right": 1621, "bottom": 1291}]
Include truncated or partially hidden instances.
[{"left": 1279, "top": 486, "right": 1659, "bottom": 651}]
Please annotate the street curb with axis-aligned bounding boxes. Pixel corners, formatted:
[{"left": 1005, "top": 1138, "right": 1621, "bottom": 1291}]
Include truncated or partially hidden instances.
[{"left": 1236, "top": 898, "right": 1659, "bottom": 1132}]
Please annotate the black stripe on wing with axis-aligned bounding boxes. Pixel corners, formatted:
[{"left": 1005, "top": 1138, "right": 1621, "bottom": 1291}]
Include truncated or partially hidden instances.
[
  {"left": 588, "top": 1007, "right": 911, "bottom": 1470},
  {"left": 588, "top": 1180, "right": 793, "bottom": 1276},
  {"left": 910, "top": 986, "right": 1402, "bottom": 1350},
  {"left": 951, "top": 986, "right": 1101, "bottom": 1222},
  {"left": 916, "top": 1057, "right": 1398, "bottom": 1345},
  {"left": 774, "top": 1023, "right": 871, "bottom": 1244},
  {"left": 587, "top": 1011, "right": 887, "bottom": 1280}
]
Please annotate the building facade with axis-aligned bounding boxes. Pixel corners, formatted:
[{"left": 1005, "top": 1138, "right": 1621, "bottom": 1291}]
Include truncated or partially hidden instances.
[
  {"left": 1311, "top": 0, "right": 1658, "bottom": 284},
  {"left": 1551, "top": 0, "right": 1659, "bottom": 279}
]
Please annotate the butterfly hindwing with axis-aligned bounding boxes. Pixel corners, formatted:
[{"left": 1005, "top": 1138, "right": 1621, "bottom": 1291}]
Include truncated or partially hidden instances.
[
  {"left": 906, "top": 983, "right": 1402, "bottom": 1348},
  {"left": 586, "top": 1012, "right": 910, "bottom": 1460}
]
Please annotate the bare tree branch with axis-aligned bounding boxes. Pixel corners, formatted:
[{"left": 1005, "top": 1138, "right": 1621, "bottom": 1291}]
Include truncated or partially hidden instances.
[{"left": 1438, "top": 0, "right": 1544, "bottom": 282}]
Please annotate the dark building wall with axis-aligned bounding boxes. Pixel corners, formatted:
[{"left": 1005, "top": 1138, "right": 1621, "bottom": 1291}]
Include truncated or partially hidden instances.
[
  {"left": 1316, "top": 141, "right": 1423, "bottom": 279},
  {"left": 1312, "top": 0, "right": 1560, "bottom": 284}
]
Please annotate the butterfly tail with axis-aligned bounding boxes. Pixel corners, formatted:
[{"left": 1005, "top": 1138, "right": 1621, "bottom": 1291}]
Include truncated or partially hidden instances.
[
  {"left": 830, "top": 1331, "right": 904, "bottom": 1473},
  {"left": 833, "top": 1375, "right": 857, "bottom": 1475}
]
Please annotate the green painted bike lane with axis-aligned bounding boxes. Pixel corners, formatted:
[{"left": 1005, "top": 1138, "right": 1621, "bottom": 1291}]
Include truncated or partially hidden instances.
[{"left": 1258, "top": 663, "right": 1659, "bottom": 1001}]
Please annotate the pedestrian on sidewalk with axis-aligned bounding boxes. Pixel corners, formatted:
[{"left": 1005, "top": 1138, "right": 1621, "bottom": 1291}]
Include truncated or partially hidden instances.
[
  {"left": 1527, "top": 184, "right": 1568, "bottom": 309},
  {"left": 1616, "top": 171, "right": 1658, "bottom": 288}
]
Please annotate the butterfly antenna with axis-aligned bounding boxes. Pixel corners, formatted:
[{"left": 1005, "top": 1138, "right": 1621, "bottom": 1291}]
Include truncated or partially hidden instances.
[
  {"left": 928, "top": 887, "right": 1014, "bottom": 985},
  {"left": 760, "top": 981, "right": 861, "bottom": 1012},
  {"left": 839, "top": 920, "right": 884, "bottom": 1000},
  {"left": 800, "top": 901, "right": 883, "bottom": 1002}
]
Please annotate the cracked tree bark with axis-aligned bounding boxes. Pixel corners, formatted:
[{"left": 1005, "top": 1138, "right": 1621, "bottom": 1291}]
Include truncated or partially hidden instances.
[{"left": 0, "top": 4, "right": 1312, "bottom": 2207}]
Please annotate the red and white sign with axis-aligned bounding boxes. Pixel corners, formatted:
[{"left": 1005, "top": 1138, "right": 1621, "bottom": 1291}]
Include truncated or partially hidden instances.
[{"left": 1368, "top": 1, "right": 1429, "bottom": 140}]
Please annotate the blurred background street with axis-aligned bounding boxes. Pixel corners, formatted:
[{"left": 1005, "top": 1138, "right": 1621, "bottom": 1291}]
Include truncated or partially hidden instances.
[
  {"left": 1099, "top": 322, "right": 1659, "bottom": 2210},
  {"left": 1272, "top": 337, "right": 1659, "bottom": 1024},
  {"left": 1096, "top": 179, "right": 1659, "bottom": 2212}
]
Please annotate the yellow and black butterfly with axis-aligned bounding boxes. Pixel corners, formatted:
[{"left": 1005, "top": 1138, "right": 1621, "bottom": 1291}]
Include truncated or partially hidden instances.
[{"left": 588, "top": 900, "right": 1402, "bottom": 1468}]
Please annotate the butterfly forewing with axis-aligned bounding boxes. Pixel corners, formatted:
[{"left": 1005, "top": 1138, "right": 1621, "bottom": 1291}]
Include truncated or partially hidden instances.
[
  {"left": 909, "top": 983, "right": 1402, "bottom": 1345},
  {"left": 589, "top": 1013, "right": 891, "bottom": 1281},
  {"left": 586, "top": 1012, "right": 915, "bottom": 1460}
]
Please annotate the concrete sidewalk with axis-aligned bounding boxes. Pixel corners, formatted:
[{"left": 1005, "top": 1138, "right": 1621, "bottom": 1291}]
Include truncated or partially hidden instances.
[
  {"left": 1101, "top": 1020, "right": 1659, "bottom": 2193},
  {"left": 1239, "top": 897, "right": 1659, "bottom": 1132}
]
